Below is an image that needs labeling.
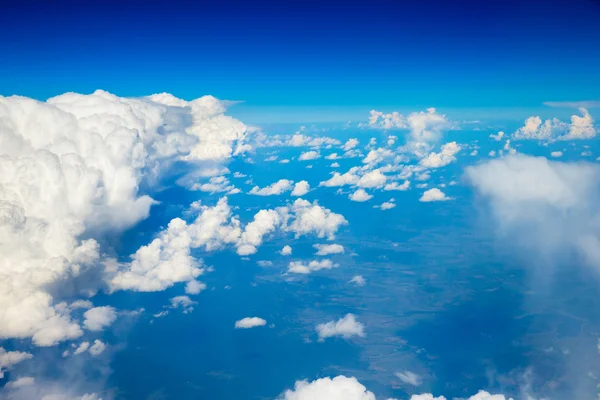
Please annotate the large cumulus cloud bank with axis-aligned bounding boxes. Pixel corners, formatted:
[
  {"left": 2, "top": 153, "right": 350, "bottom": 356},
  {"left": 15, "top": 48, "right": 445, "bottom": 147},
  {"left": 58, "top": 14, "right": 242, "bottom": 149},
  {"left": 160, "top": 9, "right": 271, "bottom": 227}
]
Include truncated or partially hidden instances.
[{"left": 0, "top": 90, "right": 251, "bottom": 346}]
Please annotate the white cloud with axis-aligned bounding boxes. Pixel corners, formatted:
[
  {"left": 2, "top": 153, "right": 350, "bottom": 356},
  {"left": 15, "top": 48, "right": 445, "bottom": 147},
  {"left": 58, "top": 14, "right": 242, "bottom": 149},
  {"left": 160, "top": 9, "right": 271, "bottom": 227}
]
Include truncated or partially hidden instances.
[
  {"left": 292, "top": 181, "right": 311, "bottom": 196},
  {"left": 384, "top": 180, "right": 410, "bottom": 191},
  {"left": 377, "top": 201, "right": 396, "bottom": 210},
  {"left": 395, "top": 371, "right": 422, "bottom": 386},
  {"left": 331, "top": 162, "right": 340, "bottom": 168},
  {"left": 342, "top": 138, "right": 359, "bottom": 151},
  {"left": 320, "top": 168, "right": 360, "bottom": 187},
  {"left": 325, "top": 153, "right": 339, "bottom": 160},
  {"left": 288, "top": 259, "right": 338, "bottom": 274},
  {"left": 279, "top": 376, "right": 375, "bottom": 400},
  {"left": 316, "top": 313, "right": 365, "bottom": 341},
  {"left": 249, "top": 179, "right": 294, "bottom": 196},
  {"left": 88, "top": 339, "right": 106, "bottom": 356},
  {"left": 419, "top": 188, "right": 450, "bottom": 202},
  {"left": 299, "top": 150, "right": 321, "bottom": 161},
  {"left": 0, "top": 348, "right": 33, "bottom": 378},
  {"left": 489, "top": 131, "right": 505, "bottom": 141},
  {"left": 420, "top": 142, "right": 461, "bottom": 168},
  {"left": 357, "top": 170, "right": 387, "bottom": 188},
  {"left": 551, "top": 151, "right": 563, "bottom": 157},
  {"left": 169, "top": 296, "right": 197, "bottom": 314},
  {"left": 283, "top": 199, "right": 348, "bottom": 240},
  {"left": 4, "top": 376, "right": 35, "bottom": 389},
  {"left": 280, "top": 245, "right": 293, "bottom": 256},
  {"left": 362, "top": 148, "right": 394, "bottom": 165},
  {"left": 185, "top": 280, "right": 207, "bottom": 295},
  {"left": 0, "top": 90, "right": 251, "bottom": 346},
  {"left": 234, "top": 317, "right": 267, "bottom": 329},
  {"left": 349, "top": 275, "right": 366, "bottom": 286},
  {"left": 465, "top": 154, "right": 600, "bottom": 268},
  {"left": 265, "top": 155, "right": 278, "bottom": 162},
  {"left": 190, "top": 176, "right": 238, "bottom": 194},
  {"left": 513, "top": 108, "right": 596, "bottom": 140},
  {"left": 313, "top": 244, "right": 344, "bottom": 255},
  {"left": 83, "top": 306, "right": 117, "bottom": 331},
  {"left": 73, "top": 342, "right": 90, "bottom": 355},
  {"left": 350, "top": 189, "right": 373, "bottom": 202}
]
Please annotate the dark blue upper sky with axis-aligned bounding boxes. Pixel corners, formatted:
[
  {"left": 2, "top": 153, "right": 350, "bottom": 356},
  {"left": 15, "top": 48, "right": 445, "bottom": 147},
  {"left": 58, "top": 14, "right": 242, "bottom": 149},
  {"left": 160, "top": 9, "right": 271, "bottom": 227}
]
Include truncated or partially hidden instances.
[{"left": 2, "top": 0, "right": 600, "bottom": 117}]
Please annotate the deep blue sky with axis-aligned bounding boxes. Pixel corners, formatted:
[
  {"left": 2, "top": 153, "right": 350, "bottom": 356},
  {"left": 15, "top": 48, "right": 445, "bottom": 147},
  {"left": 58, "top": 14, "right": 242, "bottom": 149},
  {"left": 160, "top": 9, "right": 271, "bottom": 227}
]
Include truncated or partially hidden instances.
[{"left": 1, "top": 0, "right": 600, "bottom": 121}]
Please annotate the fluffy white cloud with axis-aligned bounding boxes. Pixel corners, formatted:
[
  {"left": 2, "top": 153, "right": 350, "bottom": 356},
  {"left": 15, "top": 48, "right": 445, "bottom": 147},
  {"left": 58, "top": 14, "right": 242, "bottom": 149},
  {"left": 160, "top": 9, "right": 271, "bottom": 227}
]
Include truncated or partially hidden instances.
[
  {"left": 169, "top": 296, "right": 197, "bottom": 314},
  {"left": 419, "top": 188, "right": 450, "bottom": 202},
  {"left": 185, "top": 280, "right": 207, "bottom": 295},
  {"left": 490, "top": 131, "right": 505, "bottom": 141},
  {"left": 377, "top": 201, "right": 396, "bottom": 210},
  {"left": 234, "top": 317, "right": 267, "bottom": 329},
  {"left": 362, "top": 148, "right": 394, "bottom": 165},
  {"left": 420, "top": 142, "right": 461, "bottom": 168},
  {"left": 82, "top": 306, "right": 117, "bottom": 332},
  {"left": 342, "top": 138, "right": 359, "bottom": 151},
  {"left": 410, "top": 391, "right": 512, "bottom": 400},
  {"left": 288, "top": 259, "right": 338, "bottom": 274},
  {"left": 73, "top": 341, "right": 90, "bottom": 355},
  {"left": 4, "top": 376, "right": 35, "bottom": 389},
  {"left": 325, "top": 153, "right": 339, "bottom": 160},
  {"left": 320, "top": 168, "right": 361, "bottom": 187},
  {"left": 350, "top": 189, "right": 373, "bottom": 202},
  {"left": 0, "top": 348, "right": 33, "bottom": 378},
  {"left": 357, "top": 170, "right": 387, "bottom": 188},
  {"left": 279, "top": 376, "right": 375, "bottom": 400},
  {"left": 513, "top": 108, "right": 596, "bottom": 140},
  {"left": 88, "top": 339, "right": 106, "bottom": 356},
  {"left": 316, "top": 313, "right": 365, "bottom": 341},
  {"left": 313, "top": 244, "right": 344, "bottom": 255},
  {"left": 384, "top": 180, "right": 410, "bottom": 191},
  {"left": 190, "top": 176, "right": 238, "bottom": 194},
  {"left": 551, "top": 151, "right": 563, "bottom": 157},
  {"left": 291, "top": 181, "right": 311, "bottom": 196},
  {"left": 466, "top": 154, "right": 600, "bottom": 268},
  {"left": 249, "top": 179, "right": 294, "bottom": 196},
  {"left": 299, "top": 150, "right": 321, "bottom": 161},
  {"left": 0, "top": 90, "right": 251, "bottom": 346},
  {"left": 280, "top": 245, "right": 293, "bottom": 256},
  {"left": 283, "top": 199, "right": 348, "bottom": 240}
]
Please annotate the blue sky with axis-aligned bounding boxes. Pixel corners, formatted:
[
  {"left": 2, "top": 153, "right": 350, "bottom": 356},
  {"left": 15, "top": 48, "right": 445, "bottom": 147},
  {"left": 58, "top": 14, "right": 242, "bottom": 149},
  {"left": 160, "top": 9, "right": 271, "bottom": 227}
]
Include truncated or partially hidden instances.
[{"left": 2, "top": 0, "right": 600, "bottom": 122}]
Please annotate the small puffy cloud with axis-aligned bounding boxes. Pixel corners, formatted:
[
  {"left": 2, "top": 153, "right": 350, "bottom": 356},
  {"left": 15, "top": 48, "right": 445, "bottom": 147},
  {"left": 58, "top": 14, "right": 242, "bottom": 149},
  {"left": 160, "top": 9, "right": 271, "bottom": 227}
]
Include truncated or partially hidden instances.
[
  {"left": 190, "top": 176, "right": 238, "bottom": 194},
  {"left": 420, "top": 188, "right": 450, "bottom": 202},
  {"left": 349, "top": 275, "right": 366, "bottom": 286},
  {"left": 279, "top": 376, "right": 375, "bottom": 400},
  {"left": 169, "top": 296, "right": 197, "bottom": 314},
  {"left": 288, "top": 259, "right": 338, "bottom": 274},
  {"left": 331, "top": 162, "right": 340, "bottom": 168},
  {"left": 350, "top": 189, "right": 373, "bottom": 202},
  {"left": 316, "top": 313, "right": 365, "bottom": 341},
  {"left": 299, "top": 150, "right": 321, "bottom": 161},
  {"left": 357, "top": 169, "right": 387, "bottom": 188},
  {"left": 265, "top": 155, "right": 278, "bottom": 162},
  {"left": 83, "top": 306, "right": 117, "bottom": 332},
  {"left": 320, "top": 168, "right": 360, "bottom": 187},
  {"left": 249, "top": 179, "right": 294, "bottom": 196},
  {"left": 234, "top": 317, "right": 267, "bottom": 329},
  {"left": 73, "top": 342, "right": 90, "bottom": 355},
  {"left": 489, "top": 131, "right": 505, "bottom": 141},
  {"left": 362, "top": 148, "right": 394, "bottom": 165},
  {"left": 280, "top": 245, "right": 293, "bottom": 256},
  {"left": 313, "top": 244, "right": 344, "bottom": 255},
  {"left": 280, "top": 159, "right": 290, "bottom": 164},
  {"left": 325, "top": 153, "right": 339, "bottom": 160},
  {"left": 342, "top": 138, "right": 359, "bottom": 151},
  {"left": 89, "top": 339, "right": 106, "bottom": 356},
  {"left": 377, "top": 201, "right": 396, "bottom": 210},
  {"left": 292, "top": 181, "right": 311, "bottom": 196},
  {"left": 185, "top": 280, "right": 207, "bottom": 295},
  {"left": 551, "top": 151, "right": 563, "bottom": 157},
  {"left": 396, "top": 371, "right": 422, "bottom": 386},
  {"left": 419, "top": 142, "right": 461, "bottom": 168},
  {"left": 0, "top": 348, "right": 33, "bottom": 378},
  {"left": 384, "top": 180, "right": 410, "bottom": 191},
  {"left": 284, "top": 199, "right": 348, "bottom": 240}
]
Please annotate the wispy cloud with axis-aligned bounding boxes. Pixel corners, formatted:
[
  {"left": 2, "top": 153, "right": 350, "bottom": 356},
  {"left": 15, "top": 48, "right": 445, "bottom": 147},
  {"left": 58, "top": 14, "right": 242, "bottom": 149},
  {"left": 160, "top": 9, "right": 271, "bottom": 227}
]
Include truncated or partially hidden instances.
[{"left": 543, "top": 100, "right": 600, "bottom": 108}]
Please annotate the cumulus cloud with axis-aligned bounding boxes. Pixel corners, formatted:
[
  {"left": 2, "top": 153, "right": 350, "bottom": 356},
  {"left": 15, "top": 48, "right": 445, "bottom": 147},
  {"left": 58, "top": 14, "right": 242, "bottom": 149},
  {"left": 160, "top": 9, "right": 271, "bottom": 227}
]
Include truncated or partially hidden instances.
[
  {"left": 350, "top": 189, "right": 373, "bottom": 202},
  {"left": 279, "top": 376, "right": 375, "bottom": 400},
  {"left": 234, "top": 317, "right": 267, "bottom": 329},
  {"left": 316, "top": 314, "right": 365, "bottom": 341},
  {"left": 357, "top": 170, "right": 387, "bottom": 188},
  {"left": 280, "top": 245, "right": 293, "bottom": 256},
  {"left": 313, "top": 244, "right": 344, "bottom": 255},
  {"left": 349, "top": 275, "right": 366, "bottom": 286},
  {"left": 288, "top": 259, "right": 338, "bottom": 274},
  {"left": 342, "top": 138, "right": 359, "bottom": 151},
  {"left": 376, "top": 201, "right": 396, "bottom": 210},
  {"left": 169, "top": 296, "right": 197, "bottom": 314},
  {"left": 395, "top": 371, "right": 422, "bottom": 386},
  {"left": 320, "top": 168, "right": 361, "bottom": 187},
  {"left": 0, "top": 90, "right": 251, "bottom": 346},
  {"left": 466, "top": 154, "right": 600, "bottom": 269},
  {"left": 299, "top": 151, "right": 321, "bottom": 161},
  {"left": 82, "top": 307, "right": 117, "bottom": 332},
  {"left": 249, "top": 179, "right": 294, "bottom": 196},
  {"left": 384, "top": 180, "right": 410, "bottom": 191},
  {"left": 490, "top": 131, "right": 505, "bottom": 141},
  {"left": 283, "top": 199, "right": 348, "bottom": 240},
  {"left": 0, "top": 348, "right": 33, "bottom": 378},
  {"left": 4, "top": 376, "right": 35, "bottom": 389},
  {"left": 291, "top": 181, "right": 310, "bottom": 196},
  {"left": 419, "top": 188, "right": 450, "bottom": 202},
  {"left": 190, "top": 176, "right": 238, "bottom": 194},
  {"left": 513, "top": 108, "right": 596, "bottom": 140},
  {"left": 551, "top": 151, "right": 563, "bottom": 158},
  {"left": 88, "top": 340, "right": 106, "bottom": 356},
  {"left": 420, "top": 142, "right": 461, "bottom": 168}
]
